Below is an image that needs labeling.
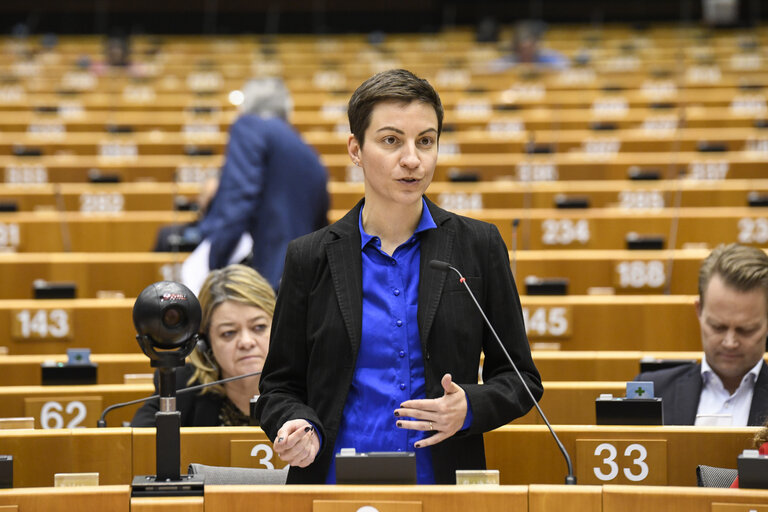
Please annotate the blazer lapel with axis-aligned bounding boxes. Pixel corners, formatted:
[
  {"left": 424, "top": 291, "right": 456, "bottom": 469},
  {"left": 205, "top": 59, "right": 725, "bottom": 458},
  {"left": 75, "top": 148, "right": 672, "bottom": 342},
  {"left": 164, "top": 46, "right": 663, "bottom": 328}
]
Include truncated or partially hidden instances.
[
  {"left": 418, "top": 199, "right": 455, "bottom": 352},
  {"left": 669, "top": 364, "right": 703, "bottom": 424},
  {"left": 748, "top": 361, "right": 768, "bottom": 426},
  {"left": 325, "top": 201, "right": 364, "bottom": 361}
]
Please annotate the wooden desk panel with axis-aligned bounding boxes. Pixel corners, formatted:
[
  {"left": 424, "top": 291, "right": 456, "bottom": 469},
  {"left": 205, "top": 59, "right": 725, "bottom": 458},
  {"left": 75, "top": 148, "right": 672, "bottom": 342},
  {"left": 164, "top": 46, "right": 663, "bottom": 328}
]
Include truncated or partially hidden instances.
[
  {"left": 602, "top": 485, "right": 768, "bottom": 512},
  {"left": 0, "top": 298, "right": 139, "bottom": 354},
  {"left": 203, "top": 485, "right": 529, "bottom": 512},
  {"left": 0, "top": 353, "right": 151, "bottom": 385},
  {"left": 0, "top": 384, "right": 151, "bottom": 428},
  {"left": 485, "top": 425, "right": 756, "bottom": 486},
  {"left": 0, "top": 211, "right": 196, "bottom": 252},
  {"left": 330, "top": 180, "right": 768, "bottom": 211},
  {"left": 0, "top": 296, "right": 702, "bottom": 354},
  {"left": 511, "top": 382, "right": 626, "bottom": 425},
  {"left": 0, "top": 429, "right": 132, "bottom": 487},
  {"left": 0, "top": 253, "right": 184, "bottom": 299},
  {"left": 329, "top": 207, "right": 768, "bottom": 250},
  {"left": 0, "top": 485, "right": 129, "bottom": 511}
]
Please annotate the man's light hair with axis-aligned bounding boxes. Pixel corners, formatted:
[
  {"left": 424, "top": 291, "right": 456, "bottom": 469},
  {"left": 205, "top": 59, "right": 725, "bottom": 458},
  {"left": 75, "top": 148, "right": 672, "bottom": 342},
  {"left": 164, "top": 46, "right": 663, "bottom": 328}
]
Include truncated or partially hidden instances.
[
  {"left": 698, "top": 243, "right": 768, "bottom": 311},
  {"left": 240, "top": 77, "right": 292, "bottom": 120}
]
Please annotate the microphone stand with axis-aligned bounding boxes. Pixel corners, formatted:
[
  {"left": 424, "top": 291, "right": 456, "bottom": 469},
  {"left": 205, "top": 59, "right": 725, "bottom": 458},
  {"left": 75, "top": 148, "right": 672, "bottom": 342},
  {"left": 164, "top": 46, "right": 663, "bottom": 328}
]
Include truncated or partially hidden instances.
[{"left": 430, "top": 260, "right": 577, "bottom": 485}]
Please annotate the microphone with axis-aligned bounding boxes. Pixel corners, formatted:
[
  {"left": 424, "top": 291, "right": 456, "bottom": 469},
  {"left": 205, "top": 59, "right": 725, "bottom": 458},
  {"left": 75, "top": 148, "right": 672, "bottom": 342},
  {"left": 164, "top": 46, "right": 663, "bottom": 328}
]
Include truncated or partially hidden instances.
[
  {"left": 510, "top": 218, "right": 520, "bottom": 279},
  {"left": 96, "top": 370, "right": 261, "bottom": 427},
  {"left": 428, "top": 259, "right": 577, "bottom": 485},
  {"left": 663, "top": 169, "right": 685, "bottom": 295}
]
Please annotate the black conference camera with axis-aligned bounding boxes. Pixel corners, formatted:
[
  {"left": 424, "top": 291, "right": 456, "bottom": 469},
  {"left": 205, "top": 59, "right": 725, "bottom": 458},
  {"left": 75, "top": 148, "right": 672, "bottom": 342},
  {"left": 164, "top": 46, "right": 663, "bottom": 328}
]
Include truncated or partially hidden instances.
[{"left": 133, "top": 281, "right": 201, "bottom": 369}]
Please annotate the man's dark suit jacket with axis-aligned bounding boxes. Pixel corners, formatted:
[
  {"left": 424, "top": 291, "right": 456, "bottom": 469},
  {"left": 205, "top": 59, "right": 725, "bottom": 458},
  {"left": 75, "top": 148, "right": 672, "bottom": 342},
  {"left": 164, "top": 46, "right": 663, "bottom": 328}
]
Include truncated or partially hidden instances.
[
  {"left": 636, "top": 361, "right": 768, "bottom": 426},
  {"left": 131, "top": 364, "right": 223, "bottom": 427},
  {"left": 255, "top": 198, "right": 542, "bottom": 484},
  {"left": 198, "top": 115, "right": 329, "bottom": 289}
]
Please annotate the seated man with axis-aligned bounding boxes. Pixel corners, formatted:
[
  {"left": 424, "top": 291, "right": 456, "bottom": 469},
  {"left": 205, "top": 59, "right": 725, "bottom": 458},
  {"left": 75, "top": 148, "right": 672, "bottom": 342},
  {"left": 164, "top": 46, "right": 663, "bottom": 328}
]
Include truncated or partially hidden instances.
[{"left": 637, "top": 243, "right": 768, "bottom": 426}]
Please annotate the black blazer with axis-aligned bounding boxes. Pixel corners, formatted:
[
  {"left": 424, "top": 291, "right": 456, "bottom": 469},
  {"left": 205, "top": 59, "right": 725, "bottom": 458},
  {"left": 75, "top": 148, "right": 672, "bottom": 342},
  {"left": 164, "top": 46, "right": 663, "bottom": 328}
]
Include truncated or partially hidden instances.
[
  {"left": 255, "top": 197, "right": 542, "bottom": 484},
  {"left": 636, "top": 361, "right": 768, "bottom": 426},
  {"left": 131, "top": 364, "right": 223, "bottom": 427}
]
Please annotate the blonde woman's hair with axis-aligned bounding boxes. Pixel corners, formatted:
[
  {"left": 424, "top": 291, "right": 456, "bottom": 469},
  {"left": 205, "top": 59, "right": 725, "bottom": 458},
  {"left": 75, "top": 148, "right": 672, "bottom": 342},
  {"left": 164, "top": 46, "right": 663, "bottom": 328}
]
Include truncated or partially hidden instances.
[
  {"left": 188, "top": 264, "right": 275, "bottom": 394},
  {"left": 755, "top": 422, "right": 768, "bottom": 448}
]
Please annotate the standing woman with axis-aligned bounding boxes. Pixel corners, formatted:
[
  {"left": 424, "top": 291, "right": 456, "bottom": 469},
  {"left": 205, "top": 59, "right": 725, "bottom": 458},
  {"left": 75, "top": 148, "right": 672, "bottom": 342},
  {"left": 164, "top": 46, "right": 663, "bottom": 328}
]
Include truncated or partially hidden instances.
[
  {"left": 132, "top": 264, "right": 275, "bottom": 427},
  {"left": 255, "top": 69, "right": 541, "bottom": 484}
]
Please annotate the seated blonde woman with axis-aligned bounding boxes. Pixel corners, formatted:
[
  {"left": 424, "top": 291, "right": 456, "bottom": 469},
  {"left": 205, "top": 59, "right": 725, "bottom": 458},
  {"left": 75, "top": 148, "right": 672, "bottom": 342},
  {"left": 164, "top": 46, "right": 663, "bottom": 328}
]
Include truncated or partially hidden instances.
[{"left": 132, "top": 264, "right": 275, "bottom": 427}]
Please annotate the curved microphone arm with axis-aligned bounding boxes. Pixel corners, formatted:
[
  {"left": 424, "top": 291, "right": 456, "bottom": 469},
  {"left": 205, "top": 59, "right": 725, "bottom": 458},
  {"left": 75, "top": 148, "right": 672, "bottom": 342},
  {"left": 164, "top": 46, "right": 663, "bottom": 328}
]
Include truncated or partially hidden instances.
[
  {"left": 97, "top": 370, "right": 262, "bottom": 427},
  {"left": 429, "top": 259, "right": 576, "bottom": 485}
]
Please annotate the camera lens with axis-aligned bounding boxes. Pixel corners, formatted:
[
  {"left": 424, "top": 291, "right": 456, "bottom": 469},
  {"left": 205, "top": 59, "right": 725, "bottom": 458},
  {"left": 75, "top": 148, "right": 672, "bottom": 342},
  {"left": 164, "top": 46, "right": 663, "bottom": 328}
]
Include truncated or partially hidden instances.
[{"left": 162, "top": 306, "right": 184, "bottom": 328}]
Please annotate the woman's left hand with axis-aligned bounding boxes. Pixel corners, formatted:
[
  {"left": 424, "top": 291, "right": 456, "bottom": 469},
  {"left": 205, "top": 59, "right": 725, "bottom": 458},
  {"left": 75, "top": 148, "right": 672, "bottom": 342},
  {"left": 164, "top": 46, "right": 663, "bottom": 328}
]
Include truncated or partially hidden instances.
[{"left": 394, "top": 373, "right": 467, "bottom": 448}]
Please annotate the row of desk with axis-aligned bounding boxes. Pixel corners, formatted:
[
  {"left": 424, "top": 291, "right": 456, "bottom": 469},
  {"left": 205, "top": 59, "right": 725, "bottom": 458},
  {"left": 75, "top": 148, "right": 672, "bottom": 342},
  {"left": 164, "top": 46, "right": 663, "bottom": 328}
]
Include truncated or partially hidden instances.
[
  {"left": 0, "top": 295, "right": 702, "bottom": 353},
  {"left": 0, "top": 350, "right": 722, "bottom": 386},
  {"left": 1, "top": 180, "right": 767, "bottom": 212},
  {"left": 0, "top": 379, "right": 705, "bottom": 428},
  {"left": 1, "top": 206, "right": 766, "bottom": 251},
  {"left": 7, "top": 126, "right": 768, "bottom": 156},
  {"left": 0, "top": 425, "right": 758, "bottom": 487},
  {"left": 2, "top": 483, "right": 768, "bottom": 512},
  {"left": 1, "top": 151, "right": 765, "bottom": 182},
  {"left": 0, "top": 248, "right": 742, "bottom": 297}
]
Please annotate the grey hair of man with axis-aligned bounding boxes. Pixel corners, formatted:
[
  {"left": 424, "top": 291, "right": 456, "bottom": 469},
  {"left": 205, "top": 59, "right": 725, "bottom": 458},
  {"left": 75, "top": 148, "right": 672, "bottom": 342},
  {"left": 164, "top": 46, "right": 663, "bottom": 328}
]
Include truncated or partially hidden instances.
[{"left": 239, "top": 77, "right": 293, "bottom": 120}]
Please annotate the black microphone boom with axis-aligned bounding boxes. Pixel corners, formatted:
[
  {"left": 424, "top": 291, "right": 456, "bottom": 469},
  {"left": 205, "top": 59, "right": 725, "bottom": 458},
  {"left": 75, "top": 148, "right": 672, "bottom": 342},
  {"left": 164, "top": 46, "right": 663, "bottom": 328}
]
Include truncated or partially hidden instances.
[
  {"left": 96, "top": 370, "right": 262, "bottom": 427},
  {"left": 429, "top": 259, "right": 577, "bottom": 485}
]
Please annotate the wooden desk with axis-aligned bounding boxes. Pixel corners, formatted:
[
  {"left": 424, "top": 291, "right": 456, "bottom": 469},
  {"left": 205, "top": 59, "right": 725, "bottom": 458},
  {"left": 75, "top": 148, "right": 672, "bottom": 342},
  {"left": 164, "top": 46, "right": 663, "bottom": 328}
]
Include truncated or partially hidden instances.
[
  {"left": 0, "top": 353, "right": 151, "bottom": 385},
  {"left": 0, "top": 298, "right": 138, "bottom": 354},
  {"left": 0, "top": 383, "right": 151, "bottom": 429},
  {"left": 602, "top": 485, "right": 768, "bottom": 512},
  {"left": 0, "top": 252, "right": 184, "bottom": 299},
  {"left": 329, "top": 206, "right": 768, "bottom": 250},
  {"left": 0, "top": 295, "right": 702, "bottom": 354},
  {"left": 0, "top": 485, "right": 129, "bottom": 511},
  {"left": 486, "top": 425, "right": 757, "bottom": 486},
  {"left": 0, "top": 211, "right": 196, "bottom": 252}
]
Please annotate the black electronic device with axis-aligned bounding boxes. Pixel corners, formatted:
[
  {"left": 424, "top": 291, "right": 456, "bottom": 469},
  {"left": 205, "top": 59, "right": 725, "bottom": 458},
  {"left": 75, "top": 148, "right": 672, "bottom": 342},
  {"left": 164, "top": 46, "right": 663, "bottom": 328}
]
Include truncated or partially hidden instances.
[
  {"left": 12, "top": 146, "right": 43, "bottom": 157},
  {"left": 627, "top": 167, "right": 661, "bottom": 180},
  {"left": 525, "top": 143, "right": 554, "bottom": 154},
  {"left": 131, "top": 281, "right": 204, "bottom": 497},
  {"left": 696, "top": 141, "right": 728, "bottom": 152},
  {"left": 638, "top": 358, "right": 697, "bottom": 374},
  {"left": 554, "top": 195, "right": 590, "bottom": 209},
  {"left": 184, "top": 146, "right": 214, "bottom": 157},
  {"left": 0, "top": 456, "right": 12, "bottom": 489},
  {"left": 87, "top": 169, "right": 121, "bottom": 183},
  {"left": 625, "top": 233, "right": 665, "bottom": 250},
  {"left": 595, "top": 397, "right": 664, "bottom": 425},
  {"left": 106, "top": 124, "right": 134, "bottom": 134},
  {"left": 737, "top": 451, "right": 768, "bottom": 489},
  {"left": 590, "top": 121, "right": 617, "bottom": 131},
  {"left": 525, "top": 276, "right": 568, "bottom": 296},
  {"left": 0, "top": 201, "right": 18, "bottom": 212},
  {"left": 33, "top": 280, "right": 76, "bottom": 299},
  {"left": 335, "top": 450, "right": 416, "bottom": 485},
  {"left": 447, "top": 170, "right": 479, "bottom": 182},
  {"left": 41, "top": 362, "right": 97, "bottom": 385},
  {"left": 747, "top": 192, "right": 768, "bottom": 207}
]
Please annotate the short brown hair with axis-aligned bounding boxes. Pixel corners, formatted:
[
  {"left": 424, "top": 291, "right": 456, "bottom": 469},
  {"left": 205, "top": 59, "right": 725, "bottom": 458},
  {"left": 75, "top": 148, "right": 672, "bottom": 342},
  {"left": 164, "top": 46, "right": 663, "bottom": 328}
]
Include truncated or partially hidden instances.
[
  {"left": 698, "top": 243, "right": 768, "bottom": 310},
  {"left": 347, "top": 68, "right": 443, "bottom": 147},
  {"left": 188, "top": 264, "right": 275, "bottom": 393}
]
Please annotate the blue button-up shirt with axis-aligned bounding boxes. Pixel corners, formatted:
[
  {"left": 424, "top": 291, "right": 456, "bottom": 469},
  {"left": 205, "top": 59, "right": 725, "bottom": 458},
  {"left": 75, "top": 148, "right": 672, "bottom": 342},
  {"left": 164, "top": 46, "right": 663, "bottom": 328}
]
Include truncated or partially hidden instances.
[{"left": 325, "top": 199, "right": 437, "bottom": 484}]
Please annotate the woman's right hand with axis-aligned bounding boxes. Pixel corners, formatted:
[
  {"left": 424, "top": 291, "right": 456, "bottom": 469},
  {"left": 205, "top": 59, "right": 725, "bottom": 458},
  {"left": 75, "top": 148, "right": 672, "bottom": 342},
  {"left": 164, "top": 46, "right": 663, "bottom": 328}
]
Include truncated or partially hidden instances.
[{"left": 274, "top": 419, "right": 319, "bottom": 467}]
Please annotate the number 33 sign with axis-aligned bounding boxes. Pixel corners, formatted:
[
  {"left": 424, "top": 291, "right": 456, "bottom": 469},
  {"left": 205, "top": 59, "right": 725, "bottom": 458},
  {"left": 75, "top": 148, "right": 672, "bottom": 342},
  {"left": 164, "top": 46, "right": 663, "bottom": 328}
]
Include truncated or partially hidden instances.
[{"left": 576, "top": 439, "right": 667, "bottom": 485}]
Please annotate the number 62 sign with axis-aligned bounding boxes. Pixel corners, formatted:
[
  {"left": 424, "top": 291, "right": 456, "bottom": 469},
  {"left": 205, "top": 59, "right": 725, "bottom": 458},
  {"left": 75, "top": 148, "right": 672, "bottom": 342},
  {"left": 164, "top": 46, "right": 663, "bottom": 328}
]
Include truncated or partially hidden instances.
[{"left": 576, "top": 439, "right": 667, "bottom": 485}]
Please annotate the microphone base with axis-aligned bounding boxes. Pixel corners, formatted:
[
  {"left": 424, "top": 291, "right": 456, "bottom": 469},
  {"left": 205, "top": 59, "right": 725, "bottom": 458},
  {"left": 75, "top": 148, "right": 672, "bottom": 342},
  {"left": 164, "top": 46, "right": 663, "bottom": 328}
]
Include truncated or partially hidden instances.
[
  {"left": 131, "top": 474, "right": 205, "bottom": 497},
  {"left": 564, "top": 475, "right": 578, "bottom": 485}
]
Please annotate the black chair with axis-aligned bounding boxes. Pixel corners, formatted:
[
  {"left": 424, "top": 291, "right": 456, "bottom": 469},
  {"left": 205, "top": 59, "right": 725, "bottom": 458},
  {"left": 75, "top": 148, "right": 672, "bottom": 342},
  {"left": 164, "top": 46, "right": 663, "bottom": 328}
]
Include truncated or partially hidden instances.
[
  {"left": 187, "top": 463, "right": 288, "bottom": 485},
  {"left": 695, "top": 465, "right": 737, "bottom": 488}
]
